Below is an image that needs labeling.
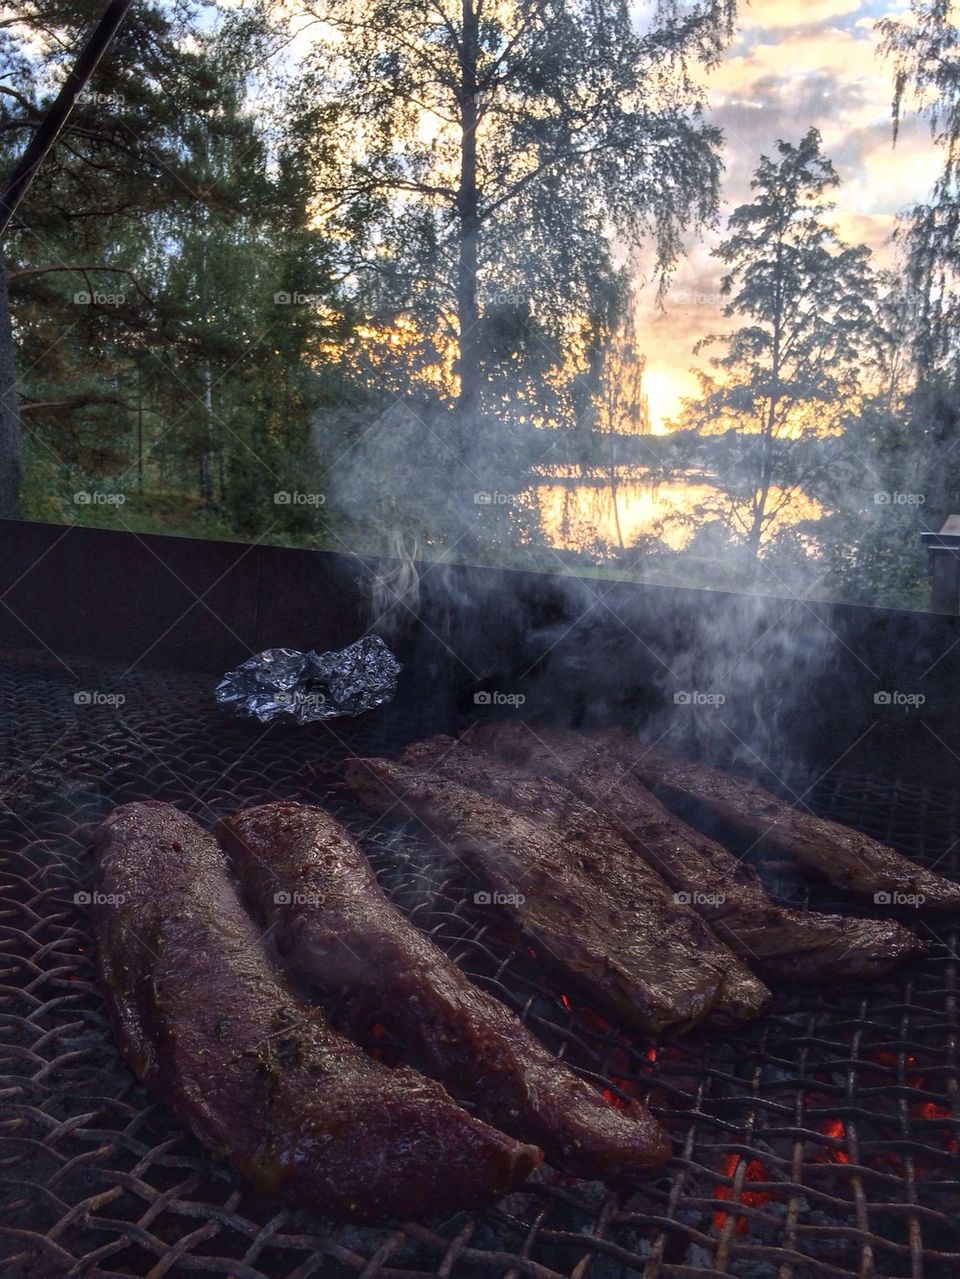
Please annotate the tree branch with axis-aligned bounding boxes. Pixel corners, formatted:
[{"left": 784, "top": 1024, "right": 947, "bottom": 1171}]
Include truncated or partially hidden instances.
[
  {"left": 10, "top": 263, "right": 154, "bottom": 305},
  {"left": 20, "top": 392, "right": 134, "bottom": 414}
]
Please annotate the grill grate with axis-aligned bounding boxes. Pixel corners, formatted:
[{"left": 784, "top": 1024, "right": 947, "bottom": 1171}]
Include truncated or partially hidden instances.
[{"left": 0, "top": 646, "right": 958, "bottom": 1279}]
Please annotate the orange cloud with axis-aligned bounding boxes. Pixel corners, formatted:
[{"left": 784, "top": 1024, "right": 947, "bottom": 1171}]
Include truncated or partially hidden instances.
[{"left": 634, "top": 0, "right": 943, "bottom": 423}]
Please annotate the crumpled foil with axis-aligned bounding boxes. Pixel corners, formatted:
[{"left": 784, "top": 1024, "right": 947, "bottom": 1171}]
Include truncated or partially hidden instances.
[{"left": 214, "top": 636, "right": 402, "bottom": 724}]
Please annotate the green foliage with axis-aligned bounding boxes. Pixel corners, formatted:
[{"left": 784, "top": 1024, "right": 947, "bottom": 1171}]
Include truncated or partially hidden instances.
[
  {"left": 673, "top": 129, "right": 878, "bottom": 557},
  {"left": 2, "top": 0, "right": 956, "bottom": 616},
  {"left": 285, "top": 0, "right": 735, "bottom": 415},
  {"left": 880, "top": 0, "right": 960, "bottom": 376}
]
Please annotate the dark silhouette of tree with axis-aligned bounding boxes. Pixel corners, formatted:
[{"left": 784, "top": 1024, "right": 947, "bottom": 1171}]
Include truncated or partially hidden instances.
[
  {"left": 287, "top": 0, "right": 736, "bottom": 418},
  {"left": 675, "top": 129, "right": 876, "bottom": 558},
  {"left": 880, "top": 0, "right": 960, "bottom": 377}
]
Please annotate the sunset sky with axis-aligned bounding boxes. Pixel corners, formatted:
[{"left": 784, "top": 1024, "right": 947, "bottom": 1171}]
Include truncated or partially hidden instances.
[{"left": 635, "top": 0, "right": 942, "bottom": 431}]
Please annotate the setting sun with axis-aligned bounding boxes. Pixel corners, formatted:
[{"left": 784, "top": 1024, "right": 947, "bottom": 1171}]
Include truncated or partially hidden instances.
[
  {"left": 642, "top": 370, "right": 678, "bottom": 434},
  {"left": 642, "top": 368, "right": 703, "bottom": 433}
]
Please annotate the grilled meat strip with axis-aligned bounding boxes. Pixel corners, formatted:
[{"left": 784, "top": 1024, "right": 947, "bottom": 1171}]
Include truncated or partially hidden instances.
[
  {"left": 218, "top": 801, "right": 670, "bottom": 1183},
  {"left": 344, "top": 757, "right": 770, "bottom": 1036},
  {"left": 602, "top": 733, "right": 960, "bottom": 916},
  {"left": 93, "top": 801, "right": 540, "bottom": 1218},
  {"left": 399, "top": 735, "right": 769, "bottom": 1012},
  {"left": 463, "top": 724, "right": 925, "bottom": 981}
]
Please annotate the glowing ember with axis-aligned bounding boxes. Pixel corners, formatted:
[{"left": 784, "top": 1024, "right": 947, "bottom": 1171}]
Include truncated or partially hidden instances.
[
  {"left": 915, "top": 1102, "right": 951, "bottom": 1120},
  {"left": 912, "top": 1101, "right": 958, "bottom": 1152},
  {"left": 815, "top": 1117, "right": 849, "bottom": 1163},
  {"left": 601, "top": 1087, "right": 633, "bottom": 1112},
  {"left": 713, "top": 1154, "right": 772, "bottom": 1235},
  {"left": 559, "top": 993, "right": 572, "bottom": 1011},
  {"left": 577, "top": 1005, "right": 613, "bottom": 1033}
]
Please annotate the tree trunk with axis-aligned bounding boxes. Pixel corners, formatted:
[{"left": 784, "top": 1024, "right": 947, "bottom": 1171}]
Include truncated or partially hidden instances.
[
  {"left": 201, "top": 362, "right": 214, "bottom": 510},
  {"left": 746, "top": 255, "right": 783, "bottom": 560},
  {"left": 0, "top": 256, "right": 21, "bottom": 517},
  {"left": 455, "top": 0, "right": 481, "bottom": 420}
]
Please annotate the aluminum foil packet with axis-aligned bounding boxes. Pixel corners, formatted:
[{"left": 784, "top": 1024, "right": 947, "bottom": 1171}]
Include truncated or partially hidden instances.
[{"left": 214, "top": 635, "right": 402, "bottom": 724}]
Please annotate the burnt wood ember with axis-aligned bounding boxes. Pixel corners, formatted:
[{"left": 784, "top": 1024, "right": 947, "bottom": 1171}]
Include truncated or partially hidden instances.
[
  {"left": 217, "top": 801, "right": 670, "bottom": 1184},
  {"left": 602, "top": 732, "right": 960, "bottom": 915},
  {"left": 463, "top": 724, "right": 925, "bottom": 981},
  {"left": 343, "top": 757, "right": 771, "bottom": 1036},
  {"left": 93, "top": 800, "right": 541, "bottom": 1219}
]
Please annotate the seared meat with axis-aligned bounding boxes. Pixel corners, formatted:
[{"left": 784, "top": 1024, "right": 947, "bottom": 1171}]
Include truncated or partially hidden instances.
[
  {"left": 399, "top": 735, "right": 770, "bottom": 1005},
  {"left": 463, "top": 724, "right": 925, "bottom": 981},
  {"left": 93, "top": 801, "right": 540, "bottom": 1219},
  {"left": 344, "top": 757, "right": 771, "bottom": 1036},
  {"left": 605, "top": 733, "right": 960, "bottom": 916},
  {"left": 218, "top": 801, "right": 670, "bottom": 1184}
]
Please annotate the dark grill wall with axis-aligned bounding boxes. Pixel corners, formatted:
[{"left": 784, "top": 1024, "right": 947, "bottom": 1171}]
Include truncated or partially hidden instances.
[{"left": 1, "top": 519, "right": 957, "bottom": 786}]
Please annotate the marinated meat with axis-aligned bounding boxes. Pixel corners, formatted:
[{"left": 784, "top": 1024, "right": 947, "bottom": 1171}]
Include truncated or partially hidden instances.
[
  {"left": 606, "top": 733, "right": 960, "bottom": 916},
  {"left": 462, "top": 724, "right": 925, "bottom": 981},
  {"left": 218, "top": 801, "right": 671, "bottom": 1183},
  {"left": 344, "top": 757, "right": 771, "bottom": 1036},
  {"left": 93, "top": 801, "right": 540, "bottom": 1219}
]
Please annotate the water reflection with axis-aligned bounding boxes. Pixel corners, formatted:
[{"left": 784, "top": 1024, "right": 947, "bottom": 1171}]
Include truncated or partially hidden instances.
[{"left": 529, "top": 469, "right": 822, "bottom": 551}]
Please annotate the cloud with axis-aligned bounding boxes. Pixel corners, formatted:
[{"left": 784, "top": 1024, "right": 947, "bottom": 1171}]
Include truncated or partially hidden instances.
[
  {"left": 633, "top": 0, "right": 944, "bottom": 423},
  {"left": 738, "top": 0, "right": 862, "bottom": 30}
]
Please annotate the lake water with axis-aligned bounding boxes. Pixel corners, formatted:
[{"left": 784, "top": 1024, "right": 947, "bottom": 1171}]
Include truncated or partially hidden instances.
[{"left": 528, "top": 468, "right": 821, "bottom": 551}]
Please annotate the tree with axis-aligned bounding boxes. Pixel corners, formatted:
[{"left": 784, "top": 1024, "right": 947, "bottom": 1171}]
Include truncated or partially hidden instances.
[
  {"left": 0, "top": 0, "right": 246, "bottom": 512},
  {"left": 285, "top": 0, "right": 735, "bottom": 418},
  {"left": 674, "top": 130, "right": 876, "bottom": 558},
  {"left": 880, "top": 0, "right": 960, "bottom": 377},
  {"left": 879, "top": 0, "right": 960, "bottom": 556},
  {"left": 0, "top": 264, "right": 18, "bottom": 515},
  {"left": 591, "top": 309, "right": 650, "bottom": 549}
]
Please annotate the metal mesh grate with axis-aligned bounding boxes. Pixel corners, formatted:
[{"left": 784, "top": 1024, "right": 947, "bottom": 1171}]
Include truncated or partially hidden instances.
[{"left": 1, "top": 647, "right": 958, "bottom": 1279}]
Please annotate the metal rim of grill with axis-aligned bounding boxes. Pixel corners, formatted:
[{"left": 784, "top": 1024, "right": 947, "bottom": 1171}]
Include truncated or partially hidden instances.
[{"left": 1, "top": 646, "right": 958, "bottom": 1279}]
